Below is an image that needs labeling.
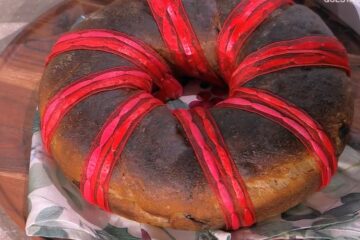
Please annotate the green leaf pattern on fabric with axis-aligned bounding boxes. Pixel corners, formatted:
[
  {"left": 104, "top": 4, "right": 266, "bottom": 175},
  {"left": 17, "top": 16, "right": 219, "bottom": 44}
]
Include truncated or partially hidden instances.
[
  {"left": 34, "top": 226, "right": 69, "bottom": 238},
  {"left": 100, "top": 224, "right": 141, "bottom": 240},
  {"left": 35, "top": 206, "right": 64, "bottom": 223}
]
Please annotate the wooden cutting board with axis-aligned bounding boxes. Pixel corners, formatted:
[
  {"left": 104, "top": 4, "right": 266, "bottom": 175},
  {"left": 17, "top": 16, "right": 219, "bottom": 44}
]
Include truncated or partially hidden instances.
[
  {"left": 0, "top": 0, "right": 110, "bottom": 230},
  {"left": 0, "top": 0, "right": 358, "bottom": 233}
]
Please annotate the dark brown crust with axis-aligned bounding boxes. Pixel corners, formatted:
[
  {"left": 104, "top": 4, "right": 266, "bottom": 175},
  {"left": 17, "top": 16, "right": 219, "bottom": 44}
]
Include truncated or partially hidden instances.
[{"left": 38, "top": 0, "right": 354, "bottom": 230}]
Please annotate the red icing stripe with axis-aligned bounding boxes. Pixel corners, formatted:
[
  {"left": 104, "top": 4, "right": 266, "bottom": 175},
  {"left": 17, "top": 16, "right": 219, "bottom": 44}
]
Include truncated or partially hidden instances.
[
  {"left": 230, "top": 36, "right": 350, "bottom": 94},
  {"left": 173, "top": 108, "right": 255, "bottom": 229},
  {"left": 81, "top": 92, "right": 162, "bottom": 210},
  {"left": 46, "top": 29, "right": 182, "bottom": 100},
  {"left": 218, "top": 87, "right": 337, "bottom": 188},
  {"left": 147, "top": 0, "right": 222, "bottom": 86},
  {"left": 192, "top": 107, "right": 255, "bottom": 228},
  {"left": 217, "top": 0, "right": 293, "bottom": 81},
  {"left": 173, "top": 109, "right": 238, "bottom": 229},
  {"left": 41, "top": 67, "right": 152, "bottom": 154}
]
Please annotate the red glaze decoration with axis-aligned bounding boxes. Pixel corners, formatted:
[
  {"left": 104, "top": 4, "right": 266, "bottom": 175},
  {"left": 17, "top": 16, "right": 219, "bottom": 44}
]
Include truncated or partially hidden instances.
[
  {"left": 217, "top": 0, "right": 293, "bottom": 81},
  {"left": 193, "top": 107, "right": 256, "bottom": 228},
  {"left": 81, "top": 92, "right": 162, "bottom": 210},
  {"left": 147, "top": 0, "right": 222, "bottom": 86},
  {"left": 41, "top": 67, "right": 152, "bottom": 154},
  {"left": 42, "top": 0, "right": 351, "bottom": 229},
  {"left": 230, "top": 36, "right": 350, "bottom": 95},
  {"left": 218, "top": 87, "right": 337, "bottom": 188},
  {"left": 46, "top": 29, "right": 183, "bottom": 100},
  {"left": 173, "top": 108, "right": 255, "bottom": 229}
]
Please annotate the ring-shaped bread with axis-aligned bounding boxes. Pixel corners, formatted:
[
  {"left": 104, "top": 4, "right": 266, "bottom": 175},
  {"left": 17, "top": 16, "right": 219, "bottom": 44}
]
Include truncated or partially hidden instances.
[{"left": 39, "top": 0, "right": 353, "bottom": 230}]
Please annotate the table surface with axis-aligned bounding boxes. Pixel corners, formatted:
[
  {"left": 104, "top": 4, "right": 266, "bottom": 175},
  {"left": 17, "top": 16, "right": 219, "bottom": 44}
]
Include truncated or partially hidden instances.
[
  {"left": 0, "top": 0, "right": 359, "bottom": 238},
  {"left": 0, "top": 1, "right": 110, "bottom": 237}
]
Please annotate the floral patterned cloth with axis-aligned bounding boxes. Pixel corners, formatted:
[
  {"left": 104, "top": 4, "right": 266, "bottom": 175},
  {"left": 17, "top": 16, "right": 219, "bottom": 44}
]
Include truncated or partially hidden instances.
[{"left": 26, "top": 82, "right": 360, "bottom": 239}]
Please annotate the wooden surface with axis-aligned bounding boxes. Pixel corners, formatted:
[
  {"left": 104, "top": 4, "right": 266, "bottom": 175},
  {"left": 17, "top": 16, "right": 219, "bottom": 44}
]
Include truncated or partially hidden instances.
[
  {"left": 0, "top": 0, "right": 358, "bottom": 235},
  {"left": 0, "top": 0, "right": 107, "bottom": 231}
]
